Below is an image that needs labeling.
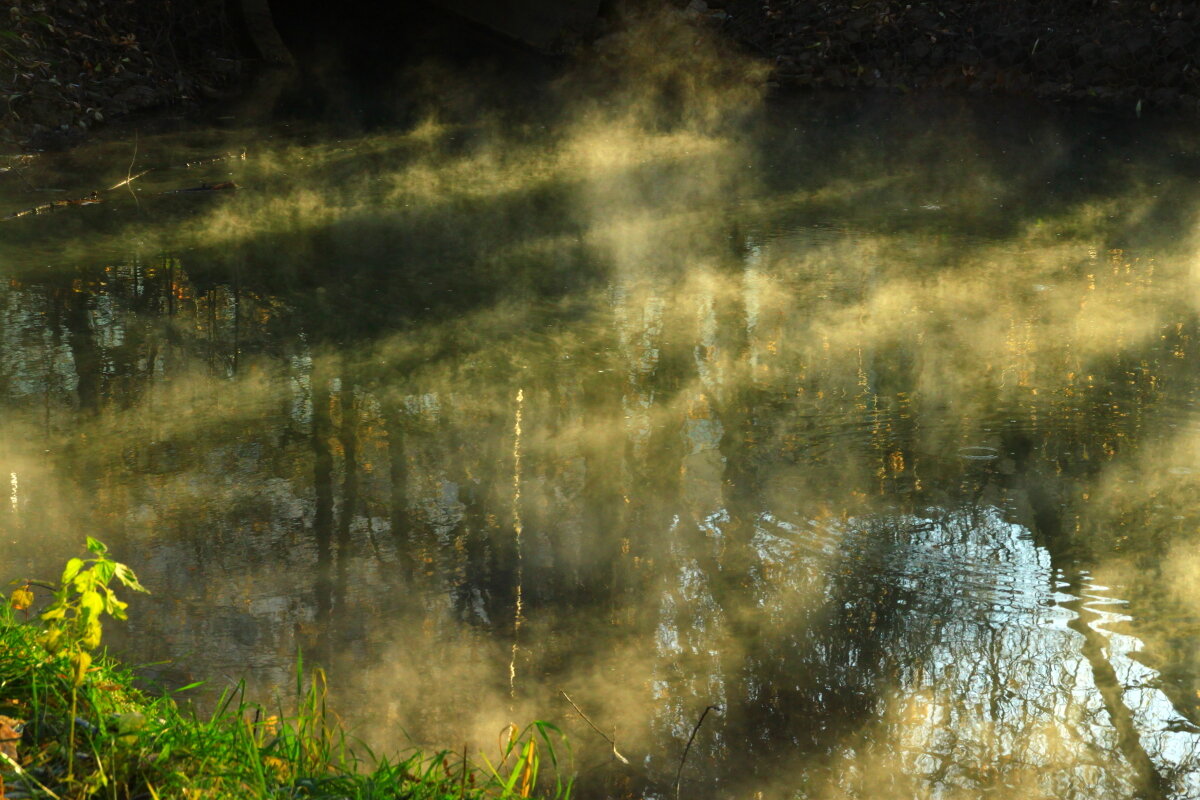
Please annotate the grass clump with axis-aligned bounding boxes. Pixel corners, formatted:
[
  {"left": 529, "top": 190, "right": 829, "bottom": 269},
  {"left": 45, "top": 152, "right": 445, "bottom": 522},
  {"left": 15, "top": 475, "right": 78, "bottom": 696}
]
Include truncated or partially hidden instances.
[{"left": 1, "top": 540, "right": 572, "bottom": 800}]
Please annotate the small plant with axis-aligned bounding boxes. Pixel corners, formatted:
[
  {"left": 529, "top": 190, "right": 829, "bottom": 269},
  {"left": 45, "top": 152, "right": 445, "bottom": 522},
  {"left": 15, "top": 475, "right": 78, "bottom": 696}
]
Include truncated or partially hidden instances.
[
  {"left": 2, "top": 543, "right": 575, "bottom": 799},
  {"left": 10, "top": 536, "right": 147, "bottom": 781},
  {"left": 28, "top": 536, "right": 147, "bottom": 681},
  {"left": 484, "top": 721, "right": 573, "bottom": 800}
]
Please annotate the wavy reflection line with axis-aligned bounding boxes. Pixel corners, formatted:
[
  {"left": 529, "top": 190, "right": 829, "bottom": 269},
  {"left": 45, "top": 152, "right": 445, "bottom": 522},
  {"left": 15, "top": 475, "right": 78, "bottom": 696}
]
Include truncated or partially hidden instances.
[{"left": 510, "top": 387, "right": 525, "bottom": 701}]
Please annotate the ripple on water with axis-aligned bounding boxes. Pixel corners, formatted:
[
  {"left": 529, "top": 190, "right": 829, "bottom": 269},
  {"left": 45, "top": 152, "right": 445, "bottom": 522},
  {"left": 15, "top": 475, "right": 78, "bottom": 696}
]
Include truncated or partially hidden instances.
[{"left": 753, "top": 507, "right": 1200, "bottom": 797}]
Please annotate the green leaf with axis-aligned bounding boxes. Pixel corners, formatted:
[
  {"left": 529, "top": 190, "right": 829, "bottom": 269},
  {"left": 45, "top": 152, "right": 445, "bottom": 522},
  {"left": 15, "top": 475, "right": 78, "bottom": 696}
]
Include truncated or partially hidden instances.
[
  {"left": 79, "top": 589, "right": 104, "bottom": 622},
  {"left": 170, "top": 681, "right": 205, "bottom": 695},
  {"left": 93, "top": 559, "right": 116, "bottom": 585},
  {"left": 85, "top": 537, "right": 108, "bottom": 556},
  {"left": 60, "top": 557, "right": 84, "bottom": 585},
  {"left": 73, "top": 571, "right": 96, "bottom": 593},
  {"left": 114, "top": 712, "right": 146, "bottom": 735}
]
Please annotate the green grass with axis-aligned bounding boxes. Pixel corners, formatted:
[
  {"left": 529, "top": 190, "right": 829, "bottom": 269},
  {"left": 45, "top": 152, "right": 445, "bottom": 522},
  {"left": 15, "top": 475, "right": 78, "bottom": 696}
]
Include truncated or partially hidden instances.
[{"left": 0, "top": 602, "right": 572, "bottom": 800}]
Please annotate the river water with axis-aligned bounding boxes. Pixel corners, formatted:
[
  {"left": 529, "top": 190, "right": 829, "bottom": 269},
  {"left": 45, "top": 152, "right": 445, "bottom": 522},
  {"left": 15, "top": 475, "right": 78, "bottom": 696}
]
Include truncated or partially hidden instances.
[{"left": 4, "top": 48, "right": 1200, "bottom": 799}]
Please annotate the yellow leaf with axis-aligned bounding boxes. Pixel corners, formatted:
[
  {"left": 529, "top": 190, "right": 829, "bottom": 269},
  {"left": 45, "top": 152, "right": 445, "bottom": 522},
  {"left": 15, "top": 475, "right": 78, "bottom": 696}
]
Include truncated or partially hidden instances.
[
  {"left": 81, "top": 620, "right": 102, "bottom": 649},
  {"left": 37, "top": 627, "right": 63, "bottom": 655},
  {"left": 9, "top": 587, "right": 32, "bottom": 611},
  {"left": 60, "top": 558, "right": 84, "bottom": 585},
  {"left": 518, "top": 739, "right": 537, "bottom": 798},
  {"left": 70, "top": 651, "right": 92, "bottom": 685},
  {"left": 39, "top": 605, "right": 66, "bottom": 621},
  {"left": 79, "top": 590, "right": 103, "bottom": 622},
  {"left": 263, "top": 756, "right": 291, "bottom": 781}
]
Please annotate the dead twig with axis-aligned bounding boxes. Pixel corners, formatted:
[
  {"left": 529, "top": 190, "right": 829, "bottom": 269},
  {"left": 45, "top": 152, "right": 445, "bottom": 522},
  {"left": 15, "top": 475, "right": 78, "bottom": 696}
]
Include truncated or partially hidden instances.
[
  {"left": 107, "top": 167, "right": 152, "bottom": 192},
  {"left": 558, "top": 690, "right": 630, "bottom": 765},
  {"left": 674, "top": 704, "right": 720, "bottom": 800}
]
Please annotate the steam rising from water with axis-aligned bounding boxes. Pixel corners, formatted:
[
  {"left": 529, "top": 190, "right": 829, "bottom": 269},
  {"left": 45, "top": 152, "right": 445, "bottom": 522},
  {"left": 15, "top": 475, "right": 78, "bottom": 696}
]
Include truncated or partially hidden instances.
[{"left": 4, "top": 6, "right": 1200, "bottom": 799}]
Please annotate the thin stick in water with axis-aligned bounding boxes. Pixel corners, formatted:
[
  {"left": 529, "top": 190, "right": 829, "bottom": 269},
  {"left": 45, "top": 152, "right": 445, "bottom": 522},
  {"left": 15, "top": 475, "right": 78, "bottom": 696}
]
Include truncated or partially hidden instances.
[
  {"left": 674, "top": 704, "right": 720, "bottom": 800},
  {"left": 106, "top": 168, "right": 153, "bottom": 192},
  {"left": 559, "top": 690, "right": 630, "bottom": 765}
]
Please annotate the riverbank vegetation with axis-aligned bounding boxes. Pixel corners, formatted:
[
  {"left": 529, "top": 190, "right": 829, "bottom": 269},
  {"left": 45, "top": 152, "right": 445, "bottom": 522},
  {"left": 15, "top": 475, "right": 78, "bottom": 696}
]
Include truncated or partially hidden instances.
[{"left": 0, "top": 540, "right": 571, "bottom": 800}]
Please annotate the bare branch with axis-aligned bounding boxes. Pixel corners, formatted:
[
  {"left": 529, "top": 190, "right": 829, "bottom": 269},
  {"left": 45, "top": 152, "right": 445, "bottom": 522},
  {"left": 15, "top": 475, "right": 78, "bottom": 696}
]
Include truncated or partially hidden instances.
[{"left": 675, "top": 704, "right": 721, "bottom": 800}]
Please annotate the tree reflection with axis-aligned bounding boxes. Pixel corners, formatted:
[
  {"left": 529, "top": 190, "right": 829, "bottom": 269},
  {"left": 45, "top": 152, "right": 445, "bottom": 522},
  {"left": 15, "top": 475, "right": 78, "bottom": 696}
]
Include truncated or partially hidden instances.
[{"left": 3, "top": 98, "right": 1200, "bottom": 798}]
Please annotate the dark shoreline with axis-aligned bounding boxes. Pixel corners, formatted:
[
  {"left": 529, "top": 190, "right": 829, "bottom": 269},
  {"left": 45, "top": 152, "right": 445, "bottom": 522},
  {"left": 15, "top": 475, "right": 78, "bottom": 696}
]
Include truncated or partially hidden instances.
[
  {"left": 0, "top": 0, "right": 240, "bottom": 151},
  {"left": 719, "top": 0, "right": 1200, "bottom": 114},
  {"left": 3, "top": 0, "right": 1196, "bottom": 152}
]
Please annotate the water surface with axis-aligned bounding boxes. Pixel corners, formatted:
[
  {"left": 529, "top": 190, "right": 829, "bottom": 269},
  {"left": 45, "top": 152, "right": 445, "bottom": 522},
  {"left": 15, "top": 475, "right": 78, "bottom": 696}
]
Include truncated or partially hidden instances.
[{"left": 4, "top": 73, "right": 1200, "bottom": 799}]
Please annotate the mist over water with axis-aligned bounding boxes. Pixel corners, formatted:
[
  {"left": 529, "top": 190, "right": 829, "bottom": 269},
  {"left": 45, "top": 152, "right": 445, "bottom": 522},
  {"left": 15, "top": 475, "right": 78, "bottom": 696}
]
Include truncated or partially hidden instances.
[{"left": 5, "top": 11, "right": 1200, "bottom": 798}]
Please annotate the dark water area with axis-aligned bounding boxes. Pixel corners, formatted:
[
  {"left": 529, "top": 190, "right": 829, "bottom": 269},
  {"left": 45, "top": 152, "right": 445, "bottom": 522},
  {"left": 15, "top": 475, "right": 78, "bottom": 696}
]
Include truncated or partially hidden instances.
[{"left": 5, "top": 29, "right": 1200, "bottom": 797}]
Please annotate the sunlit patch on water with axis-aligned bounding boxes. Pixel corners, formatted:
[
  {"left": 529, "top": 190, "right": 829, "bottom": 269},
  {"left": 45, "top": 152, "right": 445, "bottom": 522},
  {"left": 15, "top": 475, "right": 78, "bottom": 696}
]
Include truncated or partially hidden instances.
[
  {"left": 754, "top": 508, "right": 1200, "bottom": 798},
  {"left": 1080, "top": 579, "right": 1200, "bottom": 798}
]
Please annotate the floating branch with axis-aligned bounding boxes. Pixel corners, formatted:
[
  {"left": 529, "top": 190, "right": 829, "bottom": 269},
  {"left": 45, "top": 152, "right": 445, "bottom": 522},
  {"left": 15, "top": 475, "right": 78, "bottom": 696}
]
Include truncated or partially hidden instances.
[
  {"left": 3, "top": 149, "right": 246, "bottom": 221},
  {"left": 2, "top": 191, "right": 102, "bottom": 220}
]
